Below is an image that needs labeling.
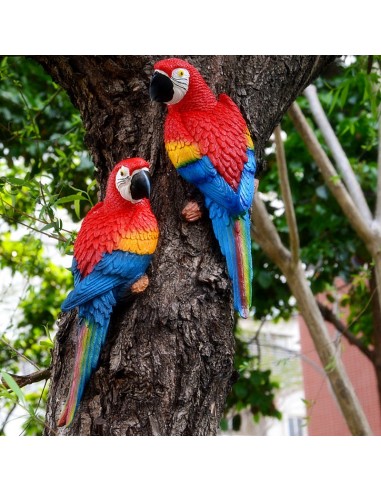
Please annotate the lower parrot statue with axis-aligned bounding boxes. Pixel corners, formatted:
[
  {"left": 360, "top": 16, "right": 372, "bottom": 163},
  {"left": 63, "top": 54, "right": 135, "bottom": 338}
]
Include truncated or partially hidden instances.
[
  {"left": 57, "top": 157, "right": 159, "bottom": 427},
  {"left": 149, "top": 57, "right": 256, "bottom": 318}
]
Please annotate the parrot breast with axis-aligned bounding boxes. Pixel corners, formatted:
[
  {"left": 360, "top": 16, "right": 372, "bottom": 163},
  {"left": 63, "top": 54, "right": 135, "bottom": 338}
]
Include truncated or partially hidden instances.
[{"left": 74, "top": 202, "right": 159, "bottom": 278}]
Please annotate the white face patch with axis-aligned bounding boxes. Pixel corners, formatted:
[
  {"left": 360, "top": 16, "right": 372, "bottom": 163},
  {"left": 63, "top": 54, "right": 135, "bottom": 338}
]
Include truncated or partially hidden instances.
[
  {"left": 115, "top": 166, "right": 150, "bottom": 203},
  {"left": 168, "top": 67, "right": 190, "bottom": 105},
  {"left": 115, "top": 165, "right": 133, "bottom": 201}
]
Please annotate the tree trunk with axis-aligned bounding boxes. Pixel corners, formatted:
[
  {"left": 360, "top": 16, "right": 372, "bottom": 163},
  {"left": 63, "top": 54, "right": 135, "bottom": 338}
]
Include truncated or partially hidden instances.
[{"left": 34, "top": 55, "right": 336, "bottom": 436}]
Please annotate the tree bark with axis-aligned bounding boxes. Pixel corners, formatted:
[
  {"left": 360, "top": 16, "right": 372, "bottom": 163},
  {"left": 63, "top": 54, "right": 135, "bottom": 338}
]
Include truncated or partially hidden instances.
[{"left": 34, "top": 55, "right": 336, "bottom": 436}]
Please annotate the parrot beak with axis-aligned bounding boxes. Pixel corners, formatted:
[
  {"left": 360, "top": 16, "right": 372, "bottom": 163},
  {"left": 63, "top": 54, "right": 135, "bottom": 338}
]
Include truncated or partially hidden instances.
[
  {"left": 149, "top": 70, "right": 174, "bottom": 103},
  {"left": 130, "top": 169, "right": 151, "bottom": 200}
]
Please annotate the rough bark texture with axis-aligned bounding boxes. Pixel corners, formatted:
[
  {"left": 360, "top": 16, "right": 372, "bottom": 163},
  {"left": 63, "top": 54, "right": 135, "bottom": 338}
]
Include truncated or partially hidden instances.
[{"left": 34, "top": 55, "right": 336, "bottom": 436}]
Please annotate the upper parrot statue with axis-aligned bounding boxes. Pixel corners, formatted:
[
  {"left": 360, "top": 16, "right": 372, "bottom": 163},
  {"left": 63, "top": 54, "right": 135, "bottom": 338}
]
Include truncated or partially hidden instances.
[
  {"left": 58, "top": 157, "right": 159, "bottom": 427},
  {"left": 149, "top": 57, "right": 256, "bottom": 318}
]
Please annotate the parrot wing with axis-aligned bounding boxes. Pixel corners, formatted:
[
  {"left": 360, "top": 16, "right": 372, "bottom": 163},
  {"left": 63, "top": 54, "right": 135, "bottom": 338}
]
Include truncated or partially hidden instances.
[
  {"left": 165, "top": 101, "right": 256, "bottom": 211},
  {"left": 71, "top": 258, "right": 82, "bottom": 287},
  {"left": 61, "top": 250, "right": 152, "bottom": 311},
  {"left": 218, "top": 93, "right": 245, "bottom": 116},
  {"left": 180, "top": 97, "right": 254, "bottom": 189},
  {"left": 178, "top": 150, "right": 255, "bottom": 318},
  {"left": 178, "top": 150, "right": 256, "bottom": 216}
]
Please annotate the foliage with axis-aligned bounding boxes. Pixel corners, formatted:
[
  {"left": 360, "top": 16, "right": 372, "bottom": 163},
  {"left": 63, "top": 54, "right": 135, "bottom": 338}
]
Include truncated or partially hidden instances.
[
  {"left": 252, "top": 55, "right": 380, "bottom": 339},
  {"left": 0, "top": 55, "right": 96, "bottom": 434},
  {"left": 221, "top": 322, "right": 281, "bottom": 431},
  {"left": 0, "top": 372, "right": 48, "bottom": 435},
  {"left": 223, "top": 55, "right": 381, "bottom": 432}
]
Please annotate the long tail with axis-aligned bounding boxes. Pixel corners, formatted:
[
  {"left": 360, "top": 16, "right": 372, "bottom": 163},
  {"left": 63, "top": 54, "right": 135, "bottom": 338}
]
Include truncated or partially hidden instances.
[
  {"left": 57, "top": 316, "right": 109, "bottom": 427},
  {"left": 208, "top": 203, "right": 253, "bottom": 318}
]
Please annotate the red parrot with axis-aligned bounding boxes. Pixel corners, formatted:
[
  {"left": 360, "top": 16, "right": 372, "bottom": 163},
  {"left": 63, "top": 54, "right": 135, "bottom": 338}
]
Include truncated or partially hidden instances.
[
  {"left": 58, "top": 158, "right": 159, "bottom": 427},
  {"left": 149, "top": 58, "right": 256, "bottom": 318}
]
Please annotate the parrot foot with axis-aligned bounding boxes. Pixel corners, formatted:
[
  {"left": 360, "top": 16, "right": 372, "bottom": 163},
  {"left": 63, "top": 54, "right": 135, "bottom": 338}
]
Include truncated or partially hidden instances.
[
  {"left": 181, "top": 201, "right": 202, "bottom": 222},
  {"left": 131, "top": 274, "right": 149, "bottom": 294}
]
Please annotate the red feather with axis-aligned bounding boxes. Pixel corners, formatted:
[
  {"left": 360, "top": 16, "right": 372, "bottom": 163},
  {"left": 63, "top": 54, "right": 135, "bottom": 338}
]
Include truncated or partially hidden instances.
[
  {"left": 166, "top": 99, "right": 248, "bottom": 190},
  {"left": 73, "top": 159, "right": 158, "bottom": 277}
]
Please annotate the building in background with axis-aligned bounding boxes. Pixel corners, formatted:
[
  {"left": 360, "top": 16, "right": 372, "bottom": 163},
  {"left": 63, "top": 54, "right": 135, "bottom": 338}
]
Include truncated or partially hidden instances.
[
  {"left": 223, "top": 315, "right": 308, "bottom": 436},
  {"left": 299, "top": 315, "right": 381, "bottom": 435},
  {"left": 223, "top": 289, "right": 381, "bottom": 436}
]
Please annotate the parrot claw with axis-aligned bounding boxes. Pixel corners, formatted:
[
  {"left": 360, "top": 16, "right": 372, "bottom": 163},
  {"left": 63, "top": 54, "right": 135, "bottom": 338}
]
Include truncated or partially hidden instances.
[
  {"left": 181, "top": 201, "right": 202, "bottom": 222},
  {"left": 131, "top": 274, "right": 149, "bottom": 294}
]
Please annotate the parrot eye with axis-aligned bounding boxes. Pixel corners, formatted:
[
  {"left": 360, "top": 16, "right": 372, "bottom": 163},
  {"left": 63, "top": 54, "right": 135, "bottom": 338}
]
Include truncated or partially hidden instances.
[
  {"left": 164, "top": 68, "right": 190, "bottom": 105},
  {"left": 171, "top": 68, "right": 190, "bottom": 81},
  {"left": 118, "top": 166, "right": 129, "bottom": 179}
]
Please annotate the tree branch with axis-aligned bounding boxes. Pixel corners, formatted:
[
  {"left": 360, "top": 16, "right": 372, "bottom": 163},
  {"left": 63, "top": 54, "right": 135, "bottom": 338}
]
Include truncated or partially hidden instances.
[
  {"left": 288, "top": 100, "right": 381, "bottom": 334},
  {"left": 288, "top": 102, "right": 374, "bottom": 248},
  {"left": 0, "top": 403, "right": 17, "bottom": 435},
  {"left": 251, "top": 193, "right": 291, "bottom": 273},
  {"left": 317, "top": 301, "right": 376, "bottom": 362},
  {"left": 3, "top": 218, "right": 68, "bottom": 243},
  {"left": 0, "top": 195, "right": 73, "bottom": 236},
  {"left": 0, "top": 337, "right": 40, "bottom": 370},
  {"left": 2, "top": 368, "right": 51, "bottom": 389},
  {"left": 251, "top": 192, "right": 372, "bottom": 435},
  {"left": 376, "top": 110, "right": 381, "bottom": 223},
  {"left": 304, "top": 84, "right": 372, "bottom": 224},
  {"left": 274, "top": 125, "right": 300, "bottom": 266}
]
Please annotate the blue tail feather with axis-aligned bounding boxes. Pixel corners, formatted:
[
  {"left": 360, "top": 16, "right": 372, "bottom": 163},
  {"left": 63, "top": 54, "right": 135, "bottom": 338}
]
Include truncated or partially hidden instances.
[
  {"left": 57, "top": 291, "right": 116, "bottom": 427},
  {"left": 207, "top": 201, "right": 253, "bottom": 318}
]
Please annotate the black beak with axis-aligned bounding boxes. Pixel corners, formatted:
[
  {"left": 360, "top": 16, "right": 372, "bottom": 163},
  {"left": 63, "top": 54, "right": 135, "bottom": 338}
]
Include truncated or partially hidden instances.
[
  {"left": 149, "top": 71, "right": 174, "bottom": 103},
  {"left": 130, "top": 170, "right": 151, "bottom": 200}
]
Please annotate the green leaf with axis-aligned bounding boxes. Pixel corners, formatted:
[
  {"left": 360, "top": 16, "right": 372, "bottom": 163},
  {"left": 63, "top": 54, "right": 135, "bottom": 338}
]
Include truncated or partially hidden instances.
[
  {"left": 220, "top": 418, "right": 228, "bottom": 431},
  {"left": 27, "top": 403, "right": 37, "bottom": 418},
  {"left": 329, "top": 174, "right": 341, "bottom": 185},
  {"left": 87, "top": 179, "right": 97, "bottom": 194},
  {"left": 0, "top": 388, "right": 17, "bottom": 401},
  {"left": 329, "top": 88, "right": 340, "bottom": 114},
  {"left": 54, "top": 194, "right": 87, "bottom": 205},
  {"left": 74, "top": 199, "right": 81, "bottom": 219},
  {"left": 40, "top": 222, "right": 55, "bottom": 232},
  {"left": 257, "top": 271, "right": 273, "bottom": 289},
  {"left": 5, "top": 177, "right": 30, "bottom": 186},
  {"left": 340, "top": 82, "right": 350, "bottom": 108},
  {"left": 39, "top": 340, "right": 54, "bottom": 349},
  {"left": 0, "top": 371, "right": 25, "bottom": 404}
]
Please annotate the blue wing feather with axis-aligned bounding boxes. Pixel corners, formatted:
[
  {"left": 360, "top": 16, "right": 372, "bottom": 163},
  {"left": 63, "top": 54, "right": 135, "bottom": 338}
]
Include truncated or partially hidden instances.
[
  {"left": 178, "top": 150, "right": 256, "bottom": 216},
  {"left": 71, "top": 258, "right": 82, "bottom": 286},
  {"left": 178, "top": 148, "right": 256, "bottom": 317},
  {"left": 61, "top": 250, "right": 152, "bottom": 311}
]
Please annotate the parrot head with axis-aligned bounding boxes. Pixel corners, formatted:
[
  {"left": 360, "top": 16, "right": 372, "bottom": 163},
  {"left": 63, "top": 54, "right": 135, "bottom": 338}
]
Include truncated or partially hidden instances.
[
  {"left": 149, "top": 57, "right": 216, "bottom": 110},
  {"left": 105, "top": 158, "right": 151, "bottom": 205}
]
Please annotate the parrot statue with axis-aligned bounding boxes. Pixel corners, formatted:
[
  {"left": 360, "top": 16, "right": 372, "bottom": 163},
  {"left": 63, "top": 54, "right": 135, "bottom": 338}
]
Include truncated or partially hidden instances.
[
  {"left": 149, "top": 57, "right": 256, "bottom": 318},
  {"left": 57, "top": 157, "right": 159, "bottom": 427}
]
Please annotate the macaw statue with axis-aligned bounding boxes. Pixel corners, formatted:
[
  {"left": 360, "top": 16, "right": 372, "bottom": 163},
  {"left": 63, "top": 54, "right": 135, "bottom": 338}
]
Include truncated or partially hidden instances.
[
  {"left": 58, "top": 158, "right": 159, "bottom": 427},
  {"left": 149, "top": 58, "right": 256, "bottom": 318}
]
